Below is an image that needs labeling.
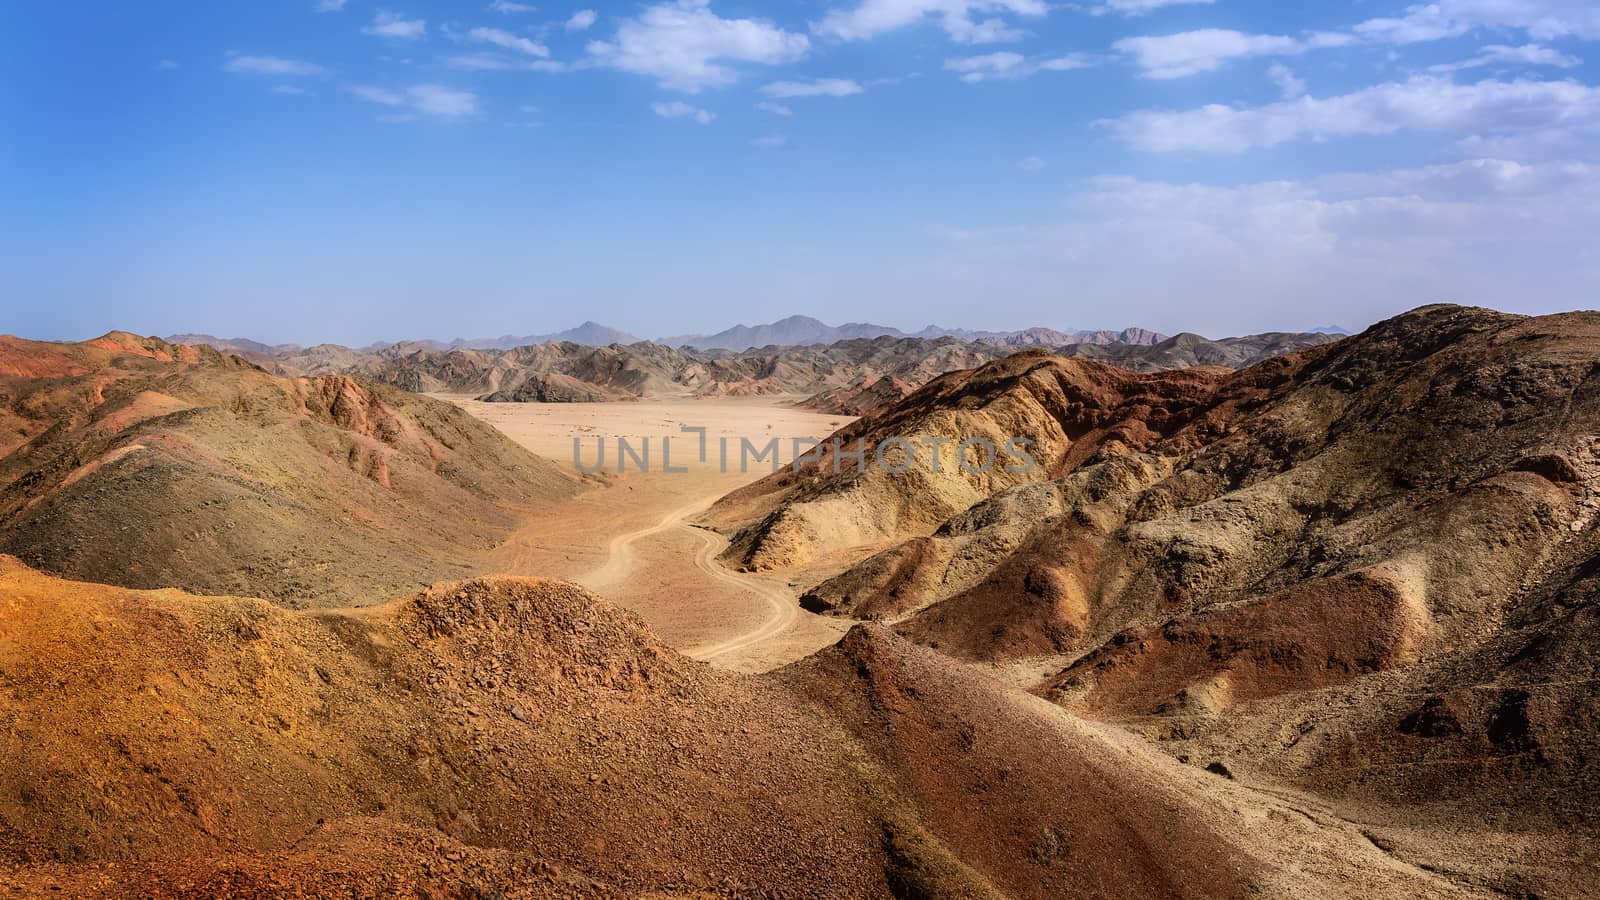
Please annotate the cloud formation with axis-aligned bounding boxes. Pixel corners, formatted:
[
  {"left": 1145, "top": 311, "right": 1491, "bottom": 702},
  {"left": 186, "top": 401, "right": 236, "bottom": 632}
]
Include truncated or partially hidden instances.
[
  {"left": 1104, "top": 76, "right": 1600, "bottom": 152},
  {"left": 364, "top": 10, "right": 427, "bottom": 40},
  {"left": 1268, "top": 63, "right": 1307, "bottom": 99},
  {"left": 760, "top": 78, "right": 863, "bottom": 97},
  {"left": 1114, "top": 29, "right": 1351, "bottom": 79},
  {"left": 466, "top": 26, "right": 550, "bottom": 57},
  {"left": 1355, "top": 0, "right": 1600, "bottom": 44},
  {"left": 651, "top": 100, "right": 717, "bottom": 123},
  {"left": 1090, "top": 0, "right": 1213, "bottom": 15},
  {"left": 815, "top": 0, "right": 1048, "bottom": 44},
  {"left": 224, "top": 54, "right": 327, "bottom": 76},
  {"left": 1428, "top": 42, "right": 1581, "bottom": 72},
  {"left": 586, "top": 0, "right": 808, "bottom": 91},
  {"left": 909, "top": 157, "right": 1600, "bottom": 333},
  {"left": 349, "top": 84, "right": 480, "bottom": 118},
  {"left": 945, "top": 51, "right": 1096, "bottom": 81}
]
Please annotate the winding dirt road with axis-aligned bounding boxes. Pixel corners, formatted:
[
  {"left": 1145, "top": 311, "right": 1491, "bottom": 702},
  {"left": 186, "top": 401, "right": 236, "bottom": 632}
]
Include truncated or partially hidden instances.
[
  {"left": 573, "top": 490, "right": 800, "bottom": 663},
  {"left": 680, "top": 522, "right": 800, "bottom": 660},
  {"left": 574, "top": 495, "right": 717, "bottom": 590}
]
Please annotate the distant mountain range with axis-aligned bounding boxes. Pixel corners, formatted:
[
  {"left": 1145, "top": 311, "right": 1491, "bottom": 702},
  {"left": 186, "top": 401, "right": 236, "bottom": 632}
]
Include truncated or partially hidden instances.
[
  {"left": 369, "top": 322, "right": 643, "bottom": 352},
  {"left": 168, "top": 315, "right": 1347, "bottom": 356},
  {"left": 164, "top": 334, "right": 304, "bottom": 356},
  {"left": 169, "top": 322, "right": 641, "bottom": 356},
  {"left": 658, "top": 315, "right": 1166, "bottom": 351},
  {"left": 253, "top": 329, "right": 1337, "bottom": 412},
  {"left": 659, "top": 316, "right": 905, "bottom": 350}
]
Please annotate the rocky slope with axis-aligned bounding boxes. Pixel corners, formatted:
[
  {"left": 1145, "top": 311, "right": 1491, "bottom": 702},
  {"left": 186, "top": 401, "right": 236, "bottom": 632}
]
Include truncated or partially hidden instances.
[
  {"left": 271, "top": 330, "right": 1334, "bottom": 406},
  {"left": 712, "top": 350, "right": 1230, "bottom": 573},
  {"left": 708, "top": 305, "right": 1600, "bottom": 882},
  {"left": 799, "top": 374, "right": 920, "bottom": 416},
  {"left": 0, "top": 560, "right": 1500, "bottom": 897},
  {"left": 0, "top": 332, "right": 576, "bottom": 606}
]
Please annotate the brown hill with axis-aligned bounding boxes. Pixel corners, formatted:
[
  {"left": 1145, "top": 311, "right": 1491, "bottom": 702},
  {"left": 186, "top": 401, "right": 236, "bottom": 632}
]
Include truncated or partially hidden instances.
[
  {"left": 0, "top": 559, "right": 1490, "bottom": 897},
  {"left": 799, "top": 374, "right": 919, "bottom": 416},
  {"left": 710, "top": 349, "right": 1231, "bottom": 572},
  {"left": 724, "top": 305, "right": 1590, "bottom": 658},
  {"left": 709, "top": 305, "right": 1600, "bottom": 888},
  {"left": 0, "top": 333, "right": 576, "bottom": 606},
  {"left": 263, "top": 331, "right": 1333, "bottom": 405}
]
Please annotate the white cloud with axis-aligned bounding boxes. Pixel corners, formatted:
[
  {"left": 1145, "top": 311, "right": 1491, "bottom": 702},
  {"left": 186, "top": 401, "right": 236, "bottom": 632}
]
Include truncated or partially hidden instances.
[
  {"left": 444, "top": 52, "right": 514, "bottom": 70},
  {"left": 488, "top": 0, "right": 534, "bottom": 11},
  {"left": 1090, "top": 0, "right": 1213, "bottom": 15},
  {"left": 1018, "top": 155, "right": 1044, "bottom": 170},
  {"left": 1268, "top": 62, "right": 1306, "bottom": 99},
  {"left": 1355, "top": 5, "right": 1469, "bottom": 43},
  {"left": 155, "top": 59, "right": 180, "bottom": 70},
  {"left": 444, "top": 53, "right": 566, "bottom": 72},
  {"left": 1428, "top": 43, "right": 1581, "bottom": 72},
  {"left": 945, "top": 51, "right": 1027, "bottom": 81},
  {"left": 756, "top": 100, "right": 793, "bottom": 115},
  {"left": 350, "top": 86, "right": 406, "bottom": 105},
  {"left": 350, "top": 84, "right": 479, "bottom": 118},
  {"left": 1316, "top": 157, "right": 1597, "bottom": 197},
  {"left": 945, "top": 50, "right": 1097, "bottom": 81},
  {"left": 364, "top": 10, "right": 427, "bottom": 39},
  {"left": 760, "top": 78, "right": 863, "bottom": 97},
  {"left": 466, "top": 26, "right": 550, "bottom": 57},
  {"left": 1103, "top": 76, "right": 1600, "bottom": 153},
  {"left": 566, "top": 9, "right": 598, "bottom": 31},
  {"left": 1038, "top": 54, "right": 1098, "bottom": 71},
  {"left": 223, "top": 54, "right": 327, "bottom": 76},
  {"left": 272, "top": 85, "right": 309, "bottom": 95},
  {"left": 410, "top": 84, "right": 479, "bottom": 116},
  {"left": 1054, "top": 165, "right": 1600, "bottom": 312},
  {"left": 752, "top": 133, "right": 788, "bottom": 147},
  {"left": 1356, "top": 0, "right": 1600, "bottom": 44},
  {"left": 814, "top": 0, "right": 1048, "bottom": 45},
  {"left": 905, "top": 159, "right": 1600, "bottom": 335},
  {"left": 587, "top": 0, "right": 808, "bottom": 91},
  {"left": 1114, "top": 29, "right": 1351, "bottom": 79},
  {"left": 652, "top": 100, "right": 716, "bottom": 123},
  {"left": 316, "top": 0, "right": 347, "bottom": 11}
]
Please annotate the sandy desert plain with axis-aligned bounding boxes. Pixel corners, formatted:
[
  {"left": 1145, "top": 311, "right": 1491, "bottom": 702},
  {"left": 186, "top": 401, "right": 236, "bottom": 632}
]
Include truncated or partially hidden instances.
[{"left": 444, "top": 394, "right": 863, "bottom": 672}]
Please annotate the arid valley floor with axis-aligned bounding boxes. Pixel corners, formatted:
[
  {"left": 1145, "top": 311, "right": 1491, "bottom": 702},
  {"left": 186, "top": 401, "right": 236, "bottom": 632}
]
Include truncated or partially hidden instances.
[
  {"left": 2, "top": 308, "right": 1598, "bottom": 898},
  {"left": 450, "top": 395, "right": 860, "bottom": 672}
]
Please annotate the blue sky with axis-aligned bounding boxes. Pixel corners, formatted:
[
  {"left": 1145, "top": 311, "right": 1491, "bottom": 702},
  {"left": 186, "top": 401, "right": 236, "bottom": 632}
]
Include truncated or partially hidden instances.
[{"left": 3, "top": 0, "right": 1598, "bottom": 344}]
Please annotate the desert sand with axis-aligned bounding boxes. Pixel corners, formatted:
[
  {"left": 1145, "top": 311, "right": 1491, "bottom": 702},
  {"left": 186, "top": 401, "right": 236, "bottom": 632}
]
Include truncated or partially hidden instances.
[{"left": 438, "top": 394, "right": 857, "bottom": 672}]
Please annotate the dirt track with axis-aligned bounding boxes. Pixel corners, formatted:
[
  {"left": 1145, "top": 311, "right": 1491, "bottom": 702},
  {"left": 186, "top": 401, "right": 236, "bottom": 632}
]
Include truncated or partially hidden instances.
[
  {"left": 448, "top": 396, "right": 853, "bottom": 671},
  {"left": 570, "top": 490, "right": 804, "bottom": 662},
  {"left": 576, "top": 494, "right": 716, "bottom": 591}
]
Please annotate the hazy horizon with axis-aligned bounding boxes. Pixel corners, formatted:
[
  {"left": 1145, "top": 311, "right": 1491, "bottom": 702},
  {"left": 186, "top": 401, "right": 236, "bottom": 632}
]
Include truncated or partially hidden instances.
[{"left": 18, "top": 312, "right": 1358, "bottom": 349}]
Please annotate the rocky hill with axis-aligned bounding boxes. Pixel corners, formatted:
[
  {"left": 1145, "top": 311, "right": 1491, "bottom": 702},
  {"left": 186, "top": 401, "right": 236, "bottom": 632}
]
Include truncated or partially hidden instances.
[
  {"left": 0, "top": 332, "right": 577, "bottom": 606},
  {"left": 706, "top": 305, "right": 1600, "bottom": 876},
  {"left": 263, "top": 330, "right": 1334, "bottom": 408},
  {"left": 0, "top": 560, "right": 1500, "bottom": 897}
]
